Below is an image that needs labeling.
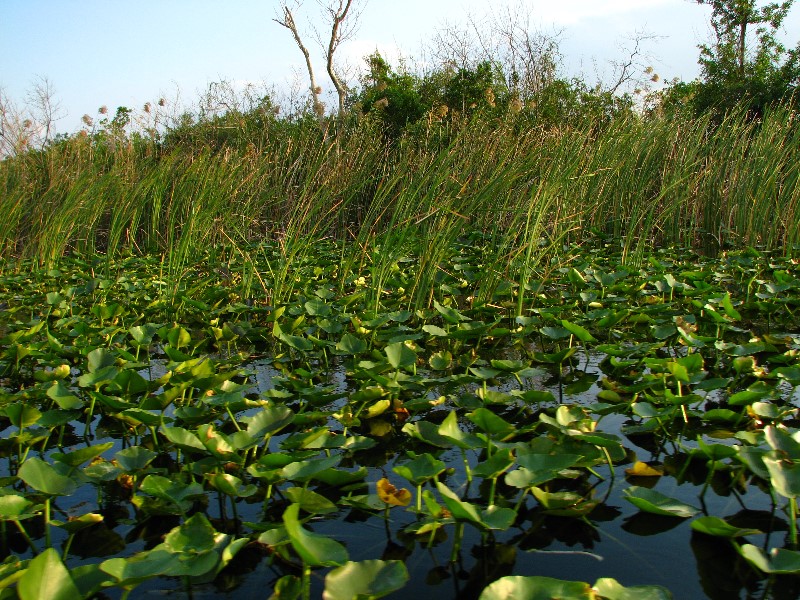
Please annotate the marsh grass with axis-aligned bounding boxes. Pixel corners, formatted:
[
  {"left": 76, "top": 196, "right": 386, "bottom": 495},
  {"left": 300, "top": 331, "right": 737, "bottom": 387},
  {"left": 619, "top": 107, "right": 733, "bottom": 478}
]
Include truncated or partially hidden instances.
[{"left": 1, "top": 104, "right": 798, "bottom": 309}]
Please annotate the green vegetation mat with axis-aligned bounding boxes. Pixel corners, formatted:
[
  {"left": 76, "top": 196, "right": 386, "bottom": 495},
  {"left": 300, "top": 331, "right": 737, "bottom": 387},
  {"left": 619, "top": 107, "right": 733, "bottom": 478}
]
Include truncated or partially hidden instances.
[{"left": 1, "top": 239, "right": 800, "bottom": 599}]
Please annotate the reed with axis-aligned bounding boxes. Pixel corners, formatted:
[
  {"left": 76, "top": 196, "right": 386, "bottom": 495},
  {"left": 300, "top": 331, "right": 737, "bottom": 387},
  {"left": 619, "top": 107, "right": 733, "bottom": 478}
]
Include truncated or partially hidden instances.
[{"left": 1, "top": 101, "right": 798, "bottom": 307}]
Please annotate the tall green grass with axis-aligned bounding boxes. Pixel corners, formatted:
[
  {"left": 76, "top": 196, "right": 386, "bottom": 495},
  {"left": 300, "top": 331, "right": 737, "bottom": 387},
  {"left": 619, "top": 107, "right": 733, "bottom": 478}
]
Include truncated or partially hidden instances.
[{"left": 1, "top": 103, "right": 798, "bottom": 310}]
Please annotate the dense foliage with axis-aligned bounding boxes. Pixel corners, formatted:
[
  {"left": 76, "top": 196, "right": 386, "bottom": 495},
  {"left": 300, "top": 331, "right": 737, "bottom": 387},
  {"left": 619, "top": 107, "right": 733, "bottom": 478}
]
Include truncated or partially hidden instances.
[
  {"left": 1, "top": 4, "right": 800, "bottom": 597},
  {"left": 2, "top": 240, "right": 800, "bottom": 598}
]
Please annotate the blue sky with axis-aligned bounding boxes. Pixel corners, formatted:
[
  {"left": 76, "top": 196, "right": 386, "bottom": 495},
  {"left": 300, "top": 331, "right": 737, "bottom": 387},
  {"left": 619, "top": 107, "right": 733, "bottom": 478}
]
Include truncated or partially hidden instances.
[{"left": 2, "top": 0, "right": 799, "bottom": 133}]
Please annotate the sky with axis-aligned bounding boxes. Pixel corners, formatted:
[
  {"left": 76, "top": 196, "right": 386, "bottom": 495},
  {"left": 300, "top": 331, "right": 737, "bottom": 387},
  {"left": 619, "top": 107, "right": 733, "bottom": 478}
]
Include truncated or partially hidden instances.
[{"left": 2, "top": 0, "right": 799, "bottom": 134}]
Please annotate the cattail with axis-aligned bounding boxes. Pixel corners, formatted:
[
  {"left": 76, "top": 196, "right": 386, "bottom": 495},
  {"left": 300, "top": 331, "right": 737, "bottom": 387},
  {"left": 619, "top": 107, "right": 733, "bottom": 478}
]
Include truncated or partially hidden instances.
[
  {"left": 484, "top": 88, "right": 495, "bottom": 107},
  {"left": 82, "top": 114, "right": 94, "bottom": 127},
  {"left": 98, "top": 105, "right": 108, "bottom": 115},
  {"left": 143, "top": 102, "right": 152, "bottom": 114}
]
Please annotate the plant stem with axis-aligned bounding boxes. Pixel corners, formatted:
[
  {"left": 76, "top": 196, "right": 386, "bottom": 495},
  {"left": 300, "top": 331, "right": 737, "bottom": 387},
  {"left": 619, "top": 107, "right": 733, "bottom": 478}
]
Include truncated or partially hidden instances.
[
  {"left": 13, "top": 520, "right": 38, "bottom": 555},
  {"left": 44, "top": 498, "right": 51, "bottom": 549}
]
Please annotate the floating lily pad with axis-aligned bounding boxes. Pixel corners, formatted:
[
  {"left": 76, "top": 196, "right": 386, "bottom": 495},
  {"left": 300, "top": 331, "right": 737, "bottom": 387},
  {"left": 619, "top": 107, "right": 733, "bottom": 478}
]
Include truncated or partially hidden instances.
[{"left": 623, "top": 486, "right": 700, "bottom": 518}]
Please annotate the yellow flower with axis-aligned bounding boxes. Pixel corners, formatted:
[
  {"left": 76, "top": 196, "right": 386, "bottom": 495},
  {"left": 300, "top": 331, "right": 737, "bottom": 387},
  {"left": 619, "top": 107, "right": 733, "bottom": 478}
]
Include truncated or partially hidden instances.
[
  {"left": 625, "top": 461, "right": 664, "bottom": 477},
  {"left": 377, "top": 478, "right": 412, "bottom": 507}
]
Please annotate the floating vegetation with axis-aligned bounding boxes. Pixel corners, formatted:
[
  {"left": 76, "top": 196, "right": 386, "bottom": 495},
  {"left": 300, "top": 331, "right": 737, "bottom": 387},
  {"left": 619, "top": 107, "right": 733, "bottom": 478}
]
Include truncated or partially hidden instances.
[{"left": 1, "top": 238, "right": 800, "bottom": 598}]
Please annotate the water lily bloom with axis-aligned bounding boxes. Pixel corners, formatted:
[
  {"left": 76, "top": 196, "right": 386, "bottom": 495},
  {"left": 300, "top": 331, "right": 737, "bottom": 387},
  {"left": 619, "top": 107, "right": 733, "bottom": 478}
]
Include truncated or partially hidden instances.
[{"left": 377, "top": 478, "right": 412, "bottom": 507}]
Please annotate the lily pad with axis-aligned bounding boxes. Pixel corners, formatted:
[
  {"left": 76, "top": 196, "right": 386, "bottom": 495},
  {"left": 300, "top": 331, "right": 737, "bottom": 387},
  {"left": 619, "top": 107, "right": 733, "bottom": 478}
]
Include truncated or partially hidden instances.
[{"left": 623, "top": 486, "right": 700, "bottom": 518}]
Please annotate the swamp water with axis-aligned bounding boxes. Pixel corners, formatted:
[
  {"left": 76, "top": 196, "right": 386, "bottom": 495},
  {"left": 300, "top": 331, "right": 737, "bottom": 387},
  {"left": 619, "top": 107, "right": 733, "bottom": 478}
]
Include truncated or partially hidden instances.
[{"left": 2, "top": 244, "right": 800, "bottom": 599}]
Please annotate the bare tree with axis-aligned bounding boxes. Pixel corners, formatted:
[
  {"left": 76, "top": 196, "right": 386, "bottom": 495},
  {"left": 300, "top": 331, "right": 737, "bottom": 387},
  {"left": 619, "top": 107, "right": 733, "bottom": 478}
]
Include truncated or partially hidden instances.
[
  {"left": 323, "top": 0, "right": 359, "bottom": 118},
  {"left": 604, "top": 31, "right": 661, "bottom": 95},
  {"left": 426, "top": 2, "right": 562, "bottom": 100},
  {"left": 0, "top": 87, "right": 31, "bottom": 158},
  {"left": 476, "top": 3, "right": 562, "bottom": 98},
  {"left": 0, "top": 77, "right": 63, "bottom": 158},
  {"left": 275, "top": 0, "right": 363, "bottom": 120},
  {"left": 427, "top": 20, "right": 483, "bottom": 72},
  {"left": 275, "top": 2, "right": 326, "bottom": 119},
  {"left": 27, "top": 76, "right": 62, "bottom": 147}
]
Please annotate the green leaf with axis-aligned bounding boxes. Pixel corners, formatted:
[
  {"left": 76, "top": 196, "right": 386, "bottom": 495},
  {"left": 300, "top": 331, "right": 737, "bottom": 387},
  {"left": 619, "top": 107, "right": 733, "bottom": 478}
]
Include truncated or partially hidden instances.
[
  {"left": 561, "top": 319, "right": 596, "bottom": 343},
  {"left": 208, "top": 473, "right": 257, "bottom": 498},
  {"left": 429, "top": 350, "right": 452, "bottom": 370},
  {"left": 0, "top": 495, "right": 39, "bottom": 520},
  {"left": 245, "top": 405, "right": 294, "bottom": 438},
  {"left": 285, "top": 487, "right": 338, "bottom": 514},
  {"left": 393, "top": 453, "right": 446, "bottom": 487},
  {"left": 422, "top": 324, "right": 449, "bottom": 337},
  {"left": 478, "top": 575, "right": 593, "bottom": 600},
  {"left": 167, "top": 326, "right": 191, "bottom": 349},
  {"left": 691, "top": 516, "right": 761, "bottom": 538},
  {"left": 281, "top": 455, "right": 342, "bottom": 483},
  {"left": 283, "top": 504, "right": 348, "bottom": 567},
  {"left": 385, "top": 342, "right": 417, "bottom": 369},
  {"left": 270, "top": 575, "right": 302, "bottom": 600},
  {"left": 279, "top": 332, "right": 314, "bottom": 352},
  {"left": 592, "top": 577, "right": 673, "bottom": 600},
  {"left": 18, "top": 548, "right": 80, "bottom": 600},
  {"left": 435, "top": 482, "right": 515, "bottom": 530},
  {"left": 46, "top": 381, "right": 83, "bottom": 410},
  {"left": 720, "top": 293, "right": 741, "bottom": 320},
  {"left": 763, "top": 455, "right": 800, "bottom": 499},
  {"left": 506, "top": 453, "right": 583, "bottom": 489},
  {"left": 472, "top": 448, "right": 515, "bottom": 480},
  {"left": 740, "top": 544, "right": 800, "bottom": 574},
  {"left": 114, "top": 446, "right": 158, "bottom": 472},
  {"left": 101, "top": 549, "right": 178, "bottom": 582},
  {"left": 323, "top": 560, "right": 409, "bottom": 600},
  {"left": 433, "top": 300, "right": 468, "bottom": 324},
  {"left": 51, "top": 441, "right": 114, "bottom": 468},
  {"left": 540, "top": 326, "right": 572, "bottom": 340},
  {"left": 335, "top": 333, "right": 367, "bottom": 355},
  {"left": 138, "top": 475, "right": 205, "bottom": 508},
  {"left": 18, "top": 457, "right": 77, "bottom": 496},
  {"left": 304, "top": 299, "right": 331, "bottom": 317},
  {"left": 402, "top": 420, "right": 453, "bottom": 448},
  {"left": 163, "top": 426, "right": 206, "bottom": 453},
  {"left": 87, "top": 348, "right": 116, "bottom": 372},
  {"left": 437, "top": 411, "right": 482, "bottom": 449},
  {"left": 3, "top": 404, "right": 41, "bottom": 429},
  {"left": 164, "top": 513, "right": 217, "bottom": 554},
  {"left": 623, "top": 486, "right": 699, "bottom": 518},
  {"left": 467, "top": 408, "right": 515, "bottom": 440}
]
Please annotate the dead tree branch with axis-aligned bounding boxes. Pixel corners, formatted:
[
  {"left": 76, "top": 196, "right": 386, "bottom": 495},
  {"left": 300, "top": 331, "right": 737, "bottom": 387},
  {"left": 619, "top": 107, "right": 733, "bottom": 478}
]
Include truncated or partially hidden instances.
[{"left": 275, "top": 3, "right": 326, "bottom": 119}]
